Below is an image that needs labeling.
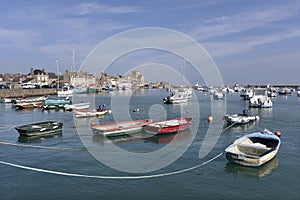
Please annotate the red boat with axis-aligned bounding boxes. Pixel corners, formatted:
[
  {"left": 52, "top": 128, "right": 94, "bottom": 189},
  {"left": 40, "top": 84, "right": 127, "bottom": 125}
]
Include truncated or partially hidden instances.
[{"left": 143, "top": 117, "right": 192, "bottom": 135}]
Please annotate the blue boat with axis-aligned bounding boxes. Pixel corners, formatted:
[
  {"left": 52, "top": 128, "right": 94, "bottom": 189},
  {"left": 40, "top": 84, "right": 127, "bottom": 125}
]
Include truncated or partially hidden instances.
[{"left": 43, "top": 97, "right": 71, "bottom": 109}]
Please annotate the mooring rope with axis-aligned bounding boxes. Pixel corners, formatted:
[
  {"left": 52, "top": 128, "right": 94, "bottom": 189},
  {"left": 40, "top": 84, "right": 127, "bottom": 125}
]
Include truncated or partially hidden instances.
[
  {"left": 0, "top": 141, "right": 86, "bottom": 152},
  {"left": 0, "top": 126, "right": 16, "bottom": 133},
  {"left": 0, "top": 152, "right": 223, "bottom": 179}
]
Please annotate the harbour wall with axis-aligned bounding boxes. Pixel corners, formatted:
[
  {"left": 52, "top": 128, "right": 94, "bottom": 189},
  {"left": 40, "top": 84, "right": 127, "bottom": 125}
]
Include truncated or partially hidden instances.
[{"left": 0, "top": 89, "right": 57, "bottom": 98}]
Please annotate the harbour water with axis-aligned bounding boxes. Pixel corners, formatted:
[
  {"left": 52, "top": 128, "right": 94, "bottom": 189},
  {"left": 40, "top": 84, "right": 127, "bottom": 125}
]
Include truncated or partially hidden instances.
[{"left": 1, "top": 89, "right": 299, "bottom": 199}]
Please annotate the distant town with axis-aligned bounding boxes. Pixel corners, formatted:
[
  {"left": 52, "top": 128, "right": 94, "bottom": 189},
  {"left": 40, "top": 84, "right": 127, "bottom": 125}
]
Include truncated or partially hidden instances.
[{"left": 0, "top": 68, "right": 170, "bottom": 91}]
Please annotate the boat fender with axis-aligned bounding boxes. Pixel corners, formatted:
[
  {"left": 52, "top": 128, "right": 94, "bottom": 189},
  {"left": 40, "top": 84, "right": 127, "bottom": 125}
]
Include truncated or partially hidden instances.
[
  {"left": 275, "top": 131, "right": 281, "bottom": 137},
  {"left": 40, "top": 128, "right": 47, "bottom": 132}
]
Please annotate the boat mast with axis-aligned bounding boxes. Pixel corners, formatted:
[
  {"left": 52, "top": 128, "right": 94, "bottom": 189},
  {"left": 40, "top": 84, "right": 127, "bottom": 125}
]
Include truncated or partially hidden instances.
[
  {"left": 56, "top": 59, "right": 59, "bottom": 91},
  {"left": 72, "top": 46, "right": 75, "bottom": 73}
]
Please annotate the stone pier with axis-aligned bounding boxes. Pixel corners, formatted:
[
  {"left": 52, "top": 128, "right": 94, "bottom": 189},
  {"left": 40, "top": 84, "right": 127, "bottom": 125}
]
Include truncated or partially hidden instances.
[{"left": 0, "top": 89, "right": 57, "bottom": 98}]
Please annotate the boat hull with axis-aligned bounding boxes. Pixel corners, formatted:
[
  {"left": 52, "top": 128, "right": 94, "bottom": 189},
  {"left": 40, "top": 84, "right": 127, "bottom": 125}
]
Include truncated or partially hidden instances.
[
  {"left": 74, "top": 110, "right": 107, "bottom": 118},
  {"left": 144, "top": 117, "right": 192, "bottom": 135},
  {"left": 92, "top": 119, "right": 152, "bottom": 137}
]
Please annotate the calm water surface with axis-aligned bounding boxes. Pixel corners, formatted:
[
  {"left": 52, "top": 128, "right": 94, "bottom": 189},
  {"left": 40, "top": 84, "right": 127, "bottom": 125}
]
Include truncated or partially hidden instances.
[{"left": 1, "top": 89, "right": 299, "bottom": 199}]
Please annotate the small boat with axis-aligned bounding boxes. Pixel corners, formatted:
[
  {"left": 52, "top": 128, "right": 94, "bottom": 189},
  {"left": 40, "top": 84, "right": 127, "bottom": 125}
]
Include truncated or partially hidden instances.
[
  {"left": 12, "top": 96, "right": 47, "bottom": 104},
  {"left": 212, "top": 91, "right": 225, "bottom": 99},
  {"left": 224, "top": 110, "right": 259, "bottom": 125},
  {"left": 91, "top": 119, "right": 153, "bottom": 137},
  {"left": 15, "top": 121, "right": 63, "bottom": 137},
  {"left": 14, "top": 102, "right": 43, "bottom": 109},
  {"left": 240, "top": 89, "right": 254, "bottom": 100},
  {"left": 43, "top": 97, "right": 71, "bottom": 109},
  {"left": 0, "top": 98, "right": 12, "bottom": 103},
  {"left": 74, "top": 110, "right": 108, "bottom": 118},
  {"left": 249, "top": 90, "right": 273, "bottom": 108},
  {"left": 143, "top": 117, "right": 192, "bottom": 135},
  {"left": 225, "top": 129, "right": 281, "bottom": 167},
  {"left": 58, "top": 86, "right": 74, "bottom": 97},
  {"left": 64, "top": 102, "right": 90, "bottom": 111},
  {"left": 297, "top": 90, "right": 300, "bottom": 97},
  {"left": 163, "top": 88, "right": 192, "bottom": 104},
  {"left": 278, "top": 88, "right": 292, "bottom": 95}
]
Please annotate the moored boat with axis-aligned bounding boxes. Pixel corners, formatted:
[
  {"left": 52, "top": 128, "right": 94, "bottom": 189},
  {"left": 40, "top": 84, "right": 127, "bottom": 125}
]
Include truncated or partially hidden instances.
[
  {"left": 240, "top": 89, "right": 254, "bottom": 100},
  {"left": 14, "top": 102, "right": 43, "bottom": 109},
  {"left": 91, "top": 119, "right": 152, "bottom": 137},
  {"left": 212, "top": 91, "right": 225, "bottom": 99},
  {"left": 43, "top": 97, "right": 71, "bottom": 109},
  {"left": 74, "top": 110, "right": 108, "bottom": 118},
  {"left": 225, "top": 129, "right": 281, "bottom": 167},
  {"left": 143, "top": 116, "right": 192, "bottom": 135},
  {"left": 249, "top": 90, "right": 273, "bottom": 108},
  {"left": 64, "top": 102, "right": 90, "bottom": 111},
  {"left": 224, "top": 110, "right": 259, "bottom": 125},
  {"left": 163, "top": 88, "right": 192, "bottom": 104},
  {"left": 15, "top": 121, "right": 63, "bottom": 137}
]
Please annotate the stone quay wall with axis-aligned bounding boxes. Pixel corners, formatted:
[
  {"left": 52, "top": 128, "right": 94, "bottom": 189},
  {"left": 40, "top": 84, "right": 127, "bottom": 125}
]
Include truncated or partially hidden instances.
[{"left": 0, "top": 89, "right": 57, "bottom": 98}]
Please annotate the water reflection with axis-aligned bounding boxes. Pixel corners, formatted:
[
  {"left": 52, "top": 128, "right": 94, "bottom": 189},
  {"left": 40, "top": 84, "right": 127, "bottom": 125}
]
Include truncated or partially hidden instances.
[{"left": 225, "top": 157, "right": 279, "bottom": 178}]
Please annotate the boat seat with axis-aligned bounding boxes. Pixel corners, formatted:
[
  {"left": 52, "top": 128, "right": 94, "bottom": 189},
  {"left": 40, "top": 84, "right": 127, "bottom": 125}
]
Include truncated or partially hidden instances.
[{"left": 237, "top": 143, "right": 272, "bottom": 156}]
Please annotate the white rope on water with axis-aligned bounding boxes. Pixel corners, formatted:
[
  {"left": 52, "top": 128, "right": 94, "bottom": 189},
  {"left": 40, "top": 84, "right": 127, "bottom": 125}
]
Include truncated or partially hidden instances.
[
  {"left": 0, "top": 126, "right": 15, "bottom": 133},
  {"left": 0, "top": 152, "right": 223, "bottom": 179},
  {"left": 0, "top": 141, "right": 86, "bottom": 152}
]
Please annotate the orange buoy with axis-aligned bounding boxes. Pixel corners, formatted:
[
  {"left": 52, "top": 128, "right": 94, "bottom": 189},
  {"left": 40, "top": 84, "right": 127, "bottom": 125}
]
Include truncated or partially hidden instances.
[
  {"left": 275, "top": 131, "right": 281, "bottom": 137},
  {"left": 207, "top": 116, "right": 213, "bottom": 122}
]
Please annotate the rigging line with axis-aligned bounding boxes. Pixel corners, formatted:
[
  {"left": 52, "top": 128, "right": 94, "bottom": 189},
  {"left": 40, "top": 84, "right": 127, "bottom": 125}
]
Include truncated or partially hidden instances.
[{"left": 0, "top": 152, "right": 223, "bottom": 180}]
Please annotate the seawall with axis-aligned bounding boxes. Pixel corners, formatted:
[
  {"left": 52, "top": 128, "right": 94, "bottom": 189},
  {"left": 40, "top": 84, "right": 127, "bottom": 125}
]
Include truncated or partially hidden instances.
[{"left": 0, "top": 89, "right": 57, "bottom": 98}]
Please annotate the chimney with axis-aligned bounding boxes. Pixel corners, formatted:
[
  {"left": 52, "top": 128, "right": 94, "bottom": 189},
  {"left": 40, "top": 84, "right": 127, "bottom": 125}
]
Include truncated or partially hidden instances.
[{"left": 30, "top": 68, "right": 34, "bottom": 76}]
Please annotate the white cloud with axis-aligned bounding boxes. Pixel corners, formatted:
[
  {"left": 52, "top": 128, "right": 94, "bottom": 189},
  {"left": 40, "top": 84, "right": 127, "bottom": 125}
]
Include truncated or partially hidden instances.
[
  {"left": 189, "top": 2, "right": 300, "bottom": 40},
  {"left": 71, "top": 2, "right": 142, "bottom": 15},
  {"left": 203, "top": 27, "right": 300, "bottom": 58}
]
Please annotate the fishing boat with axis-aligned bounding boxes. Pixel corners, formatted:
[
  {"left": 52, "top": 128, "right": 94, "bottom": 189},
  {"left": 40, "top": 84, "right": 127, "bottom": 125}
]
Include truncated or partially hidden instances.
[
  {"left": 57, "top": 86, "right": 74, "bottom": 97},
  {"left": 224, "top": 110, "right": 259, "bottom": 125},
  {"left": 15, "top": 121, "right": 63, "bottom": 137},
  {"left": 143, "top": 116, "right": 192, "bottom": 135},
  {"left": 249, "top": 90, "right": 273, "bottom": 108},
  {"left": 14, "top": 102, "right": 43, "bottom": 109},
  {"left": 64, "top": 102, "right": 90, "bottom": 111},
  {"left": 91, "top": 119, "right": 152, "bottom": 137},
  {"left": 163, "top": 88, "right": 192, "bottom": 104},
  {"left": 225, "top": 129, "right": 281, "bottom": 167},
  {"left": 74, "top": 110, "right": 108, "bottom": 118}
]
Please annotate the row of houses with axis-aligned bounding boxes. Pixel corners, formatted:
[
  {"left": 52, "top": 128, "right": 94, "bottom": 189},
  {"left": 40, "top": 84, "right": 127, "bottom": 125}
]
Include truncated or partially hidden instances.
[
  {"left": 0, "top": 68, "right": 96, "bottom": 89},
  {"left": 0, "top": 68, "right": 160, "bottom": 90}
]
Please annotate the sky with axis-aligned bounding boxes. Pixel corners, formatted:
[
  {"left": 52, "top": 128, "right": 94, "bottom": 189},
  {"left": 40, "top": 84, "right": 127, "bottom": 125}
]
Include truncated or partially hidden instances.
[{"left": 0, "top": 0, "right": 299, "bottom": 85}]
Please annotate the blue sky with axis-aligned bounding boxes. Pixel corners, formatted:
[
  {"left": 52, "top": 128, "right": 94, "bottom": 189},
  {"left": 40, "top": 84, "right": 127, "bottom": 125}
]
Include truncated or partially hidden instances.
[{"left": 0, "top": 0, "right": 299, "bottom": 85}]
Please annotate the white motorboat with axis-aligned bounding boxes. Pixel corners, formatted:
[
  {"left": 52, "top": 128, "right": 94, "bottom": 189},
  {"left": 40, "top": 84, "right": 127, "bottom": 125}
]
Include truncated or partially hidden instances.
[
  {"left": 250, "top": 90, "right": 273, "bottom": 108},
  {"left": 212, "top": 91, "right": 225, "bottom": 99},
  {"left": 224, "top": 110, "right": 259, "bottom": 125},
  {"left": 163, "top": 88, "right": 192, "bottom": 104},
  {"left": 225, "top": 129, "right": 281, "bottom": 167},
  {"left": 240, "top": 89, "right": 254, "bottom": 100}
]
